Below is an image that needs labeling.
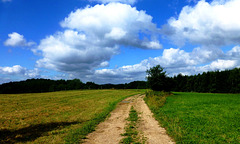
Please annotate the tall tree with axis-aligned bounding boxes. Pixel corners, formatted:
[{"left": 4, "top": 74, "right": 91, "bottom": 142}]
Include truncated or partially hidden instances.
[{"left": 146, "top": 65, "right": 169, "bottom": 91}]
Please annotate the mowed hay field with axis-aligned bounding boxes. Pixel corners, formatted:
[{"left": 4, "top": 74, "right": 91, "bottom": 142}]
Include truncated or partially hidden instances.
[
  {"left": 146, "top": 92, "right": 240, "bottom": 143},
  {"left": 0, "top": 89, "right": 141, "bottom": 143}
]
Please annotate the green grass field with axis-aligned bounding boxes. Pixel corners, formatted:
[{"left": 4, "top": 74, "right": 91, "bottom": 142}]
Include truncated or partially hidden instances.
[
  {"left": 145, "top": 92, "right": 240, "bottom": 143},
  {"left": 0, "top": 89, "right": 142, "bottom": 144}
]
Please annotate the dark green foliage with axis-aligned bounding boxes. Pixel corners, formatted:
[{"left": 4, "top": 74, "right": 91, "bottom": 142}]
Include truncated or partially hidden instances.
[
  {"left": 125, "top": 81, "right": 147, "bottom": 89},
  {"left": 0, "top": 79, "right": 84, "bottom": 94},
  {"left": 146, "top": 65, "right": 170, "bottom": 91},
  {"left": 84, "top": 82, "right": 98, "bottom": 89},
  {"left": 0, "top": 79, "right": 147, "bottom": 94},
  {"left": 171, "top": 68, "right": 240, "bottom": 93},
  {"left": 100, "top": 81, "right": 147, "bottom": 89},
  {"left": 146, "top": 65, "right": 240, "bottom": 93}
]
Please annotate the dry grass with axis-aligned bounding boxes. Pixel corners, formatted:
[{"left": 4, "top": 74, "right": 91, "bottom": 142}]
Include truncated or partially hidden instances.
[{"left": 0, "top": 89, "right": 141, "bottom": 143}]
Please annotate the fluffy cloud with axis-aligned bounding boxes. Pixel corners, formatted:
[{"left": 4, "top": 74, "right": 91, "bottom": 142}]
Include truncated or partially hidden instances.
[
  {"left": 94, "top": 46, "right": 240, "bottom": 83},
  {"left": 36, "top": 30, "right": 117, "bottom": 74},
  {"left": 166, "top": 0, "right": 240, "bottom": 46},
  {"left": 0, "top": 65, "right": 40, "bottom": 78},
  {"left": 201, "top": 59, "right": 237, "bottom": 71},
  {"left": 0, "top": 65, "right": 26, "bottom": 75},
  {"left": 32, "top": 1, "right": 240, "bottom": 84},
  {"left": 155, "top": 48, "right": 196, "bottom": 68},
  {"left": 227, "top": 46, "right": 240, "bottom": 57},
  {"left": 94, "top": 60, "right": 148, "bottom": 83},
  {"left": 89, "top": 0, "right": 137, "bottom": 5},
  {"left": 94, "top": 48, "right": 197, "bottom": 83},
  {"left": 36, "top": 3, "right": 161, "bottom": 75},
  {"left": 60, "top": 3, "right": 161, "bottom": 49},
  {"left": 4, "top": 32, "right": 35, "bottom": 47}
]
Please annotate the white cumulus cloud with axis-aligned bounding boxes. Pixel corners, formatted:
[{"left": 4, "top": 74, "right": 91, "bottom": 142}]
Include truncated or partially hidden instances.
[
  {"left": 0, "top": 65, "right": 40, "bottom": 78},
  {"left": 105, "top": 27, "right": 127, "bottom": 40},
  {"left": 36, "top": 30, "right": 117, "bottom": 74},
  {"left": 205, "top": 59, "right": 237, "bottom": 71},
  {"left": 93, "top": 45, "right": 240, "bottom": 83},
  {"left": 0, "top": 65, "right": 26, "bottom": 75},
  {"left": 227, "top": 46, "right": 240, "bottom": 57},
  {"left": 166, "top": 0, "right": 240, "bottom": 46},
  {"left": 4, "top": 32, "right": 35, "bottom": 47},
  {"left": 35, "top": 3, "right": 161, "bottom": 76},
  {"left": 60, "top": 3, "right": 161, "bottom": 49}
]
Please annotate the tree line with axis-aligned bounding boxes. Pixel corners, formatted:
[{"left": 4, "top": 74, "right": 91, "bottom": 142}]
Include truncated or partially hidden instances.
[
  {"left": 1, "top": 66, "right": 240, "bottom": 94},
  {"left": 147, "top": 65, "right": 240, "bottom": 93},
  {"left": 0, "top": 79, "right": 147, "bottom": 94},
  {"left": 171, "top": 68, "right": 240, "bottom": 93}
]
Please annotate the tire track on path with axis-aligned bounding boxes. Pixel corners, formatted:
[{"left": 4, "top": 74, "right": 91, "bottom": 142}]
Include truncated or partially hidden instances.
[
  {"left": 135, "top": 95, "right": 175, "bottom": 144},
  {"left": 83, "top": 95, "right": 138, "bottom": 144},
  {"left": 83, "top": 94, "right": 174, "bottom": 144}
]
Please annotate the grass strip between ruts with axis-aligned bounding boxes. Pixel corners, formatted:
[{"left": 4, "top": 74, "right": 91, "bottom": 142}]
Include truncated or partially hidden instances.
[{"left": 120, "top": 106, "right": 139, "bottom": 144}]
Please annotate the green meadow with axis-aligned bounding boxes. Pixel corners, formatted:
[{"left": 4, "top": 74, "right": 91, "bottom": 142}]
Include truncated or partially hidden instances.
[
  {"left": 145, "top": 92, "right": 240, "bottom": 143},
  {"left": 0, "top": 89, "right": 141, "bottom": 144}
]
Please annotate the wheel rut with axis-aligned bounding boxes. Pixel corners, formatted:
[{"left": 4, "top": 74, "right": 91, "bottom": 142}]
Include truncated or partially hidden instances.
[{"left": 83, "top": 94, "right": 174, "bottom": 144}]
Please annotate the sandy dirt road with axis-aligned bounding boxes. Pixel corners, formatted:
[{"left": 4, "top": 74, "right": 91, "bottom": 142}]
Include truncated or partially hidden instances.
[{"left": 83, "top": 95, "right": 174, "bottom": 144}]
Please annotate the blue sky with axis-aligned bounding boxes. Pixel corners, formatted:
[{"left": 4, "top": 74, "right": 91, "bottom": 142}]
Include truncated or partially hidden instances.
[{"left": 1, "top": 0, "right": 240, "bottom": 84}]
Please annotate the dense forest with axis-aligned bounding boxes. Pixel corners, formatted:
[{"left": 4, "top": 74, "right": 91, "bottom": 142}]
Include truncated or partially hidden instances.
[
  {"left": 171, "top": 68, "right": 240, "bottom": 93},
  {"left": 0, "top": 79, "right": 147, "bottom": 94},
  {"left": 0, "top": 67, "right": 240, "bottom": 94}
]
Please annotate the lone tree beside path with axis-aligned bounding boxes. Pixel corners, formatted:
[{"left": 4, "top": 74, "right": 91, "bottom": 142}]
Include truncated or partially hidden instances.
[{"left": 146, "top": 65, "right": 170, "bottom": 91}]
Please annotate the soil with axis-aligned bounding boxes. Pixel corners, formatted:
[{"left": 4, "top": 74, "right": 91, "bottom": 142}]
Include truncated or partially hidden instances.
[
  {"left": 135, "top": 95, "right": 175, "bottom": 144},
  {"left": 83, "top": 94, "right": 175, "bottom": 144}
]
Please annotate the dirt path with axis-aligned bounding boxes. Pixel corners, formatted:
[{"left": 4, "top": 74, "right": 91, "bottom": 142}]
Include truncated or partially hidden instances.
[
  {"left": 83, "top": 95, "right": 174, "bottom": 144},
  {"left": 135, "top": 95, "right": 174, "bottom": 144},
  {"left": 83, "top": 95, "right": 138, "bottom": 144}
]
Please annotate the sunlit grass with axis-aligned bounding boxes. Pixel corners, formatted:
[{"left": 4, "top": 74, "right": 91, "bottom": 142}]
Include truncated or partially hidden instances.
[
  {"left": 145, "top": 92, "right": 240, "bottom": 143},
  {"left": 0, "top": 89, "right": 142, "bottom": 143}
]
